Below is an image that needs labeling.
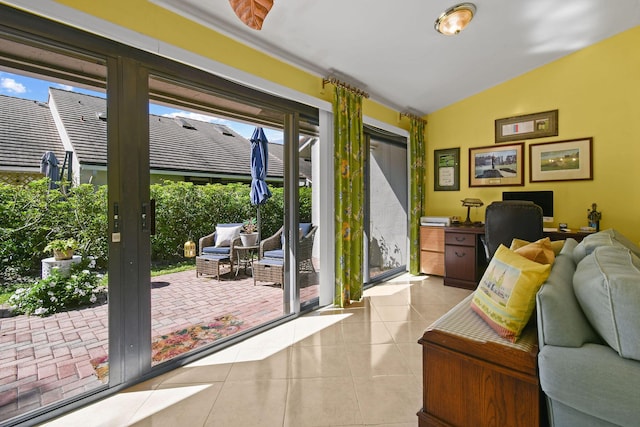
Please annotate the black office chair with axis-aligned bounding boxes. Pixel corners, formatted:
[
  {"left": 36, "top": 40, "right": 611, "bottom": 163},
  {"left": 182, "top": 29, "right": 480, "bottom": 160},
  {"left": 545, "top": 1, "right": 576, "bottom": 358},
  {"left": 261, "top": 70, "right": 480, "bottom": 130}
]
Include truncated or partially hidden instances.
[{"left": 482, "top": 200, "right": 544, "bottom": 260}]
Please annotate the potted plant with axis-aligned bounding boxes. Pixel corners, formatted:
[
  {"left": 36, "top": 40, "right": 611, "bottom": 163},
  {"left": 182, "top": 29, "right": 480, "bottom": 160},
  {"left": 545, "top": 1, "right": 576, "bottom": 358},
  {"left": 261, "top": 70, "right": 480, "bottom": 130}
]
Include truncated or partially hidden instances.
[
  {"left": 240, "top": 218, "right": 259, "bottom": 246},
  {"left": 44, "top": 238, "right": 79, "bottom": 261}
]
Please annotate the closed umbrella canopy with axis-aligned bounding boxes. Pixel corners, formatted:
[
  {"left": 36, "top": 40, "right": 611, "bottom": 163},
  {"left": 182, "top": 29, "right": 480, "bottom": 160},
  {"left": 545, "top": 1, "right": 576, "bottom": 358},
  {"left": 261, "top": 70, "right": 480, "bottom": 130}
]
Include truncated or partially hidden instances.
[
  {"left": 250, "top": 127, "right": 272, "bottom": 205},
  {"left": 40, "top": 151, "right": 60, "bottom": 189},
  {"left": 250, "top": 127, "right": 272, "bottom": 243}
]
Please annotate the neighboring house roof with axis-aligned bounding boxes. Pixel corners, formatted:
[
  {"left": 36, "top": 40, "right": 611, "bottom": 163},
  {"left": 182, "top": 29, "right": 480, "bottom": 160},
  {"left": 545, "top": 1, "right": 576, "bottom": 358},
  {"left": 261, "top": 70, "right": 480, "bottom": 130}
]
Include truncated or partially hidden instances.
[
  {"left": 0, "top": 93, "right": 65, "bottom": 173},
  {"left": 47, "top": 88, "right": 285, "bottom": 179},
  {"left": 268, "top": 140, "right": 313, "bottom": 183}
]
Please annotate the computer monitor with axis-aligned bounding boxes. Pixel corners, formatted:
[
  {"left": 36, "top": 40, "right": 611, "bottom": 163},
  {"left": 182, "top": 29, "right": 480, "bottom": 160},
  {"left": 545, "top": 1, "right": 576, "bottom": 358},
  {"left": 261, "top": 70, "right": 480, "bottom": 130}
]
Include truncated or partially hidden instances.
[{"left": 502, "top": 190, "right": 554, "bottom": 223}]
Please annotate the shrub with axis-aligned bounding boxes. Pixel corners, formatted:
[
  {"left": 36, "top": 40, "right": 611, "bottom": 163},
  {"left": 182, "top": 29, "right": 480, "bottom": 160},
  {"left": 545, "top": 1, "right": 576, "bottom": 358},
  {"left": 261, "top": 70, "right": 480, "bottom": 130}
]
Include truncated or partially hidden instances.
[{"left": 8, "top": 258, "right": 106, "bottom": 316}]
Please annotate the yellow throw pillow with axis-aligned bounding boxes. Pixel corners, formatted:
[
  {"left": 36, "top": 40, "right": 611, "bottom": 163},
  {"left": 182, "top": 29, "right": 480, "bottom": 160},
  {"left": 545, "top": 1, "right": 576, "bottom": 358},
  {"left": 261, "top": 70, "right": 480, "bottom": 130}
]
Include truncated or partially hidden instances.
[
  {"left": 511, "top": 237, "right": 555, "bottom": 265},
  {"left": 511, "top": 237, "right": 564, "bottom": 256},
  {"left": 471, "top": 244, "right": 551, "bottom": 342}
]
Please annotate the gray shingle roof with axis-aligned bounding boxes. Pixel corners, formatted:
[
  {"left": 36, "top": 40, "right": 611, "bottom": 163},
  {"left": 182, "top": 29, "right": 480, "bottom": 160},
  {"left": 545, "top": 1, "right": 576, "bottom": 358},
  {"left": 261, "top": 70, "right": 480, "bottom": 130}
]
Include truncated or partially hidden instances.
[
  {"left": 48, "top": 88, "right": 286, "bottom": 179},
  {"left": 0, "top": 94, "right": 65, "bottom": 171}
]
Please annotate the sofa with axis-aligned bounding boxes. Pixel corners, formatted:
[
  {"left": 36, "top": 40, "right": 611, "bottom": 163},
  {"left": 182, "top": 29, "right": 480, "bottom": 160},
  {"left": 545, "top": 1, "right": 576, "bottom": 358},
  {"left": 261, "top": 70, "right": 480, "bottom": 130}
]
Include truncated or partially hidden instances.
[{"left": 536, "top": 229, "right": 640, "bottom": 426}]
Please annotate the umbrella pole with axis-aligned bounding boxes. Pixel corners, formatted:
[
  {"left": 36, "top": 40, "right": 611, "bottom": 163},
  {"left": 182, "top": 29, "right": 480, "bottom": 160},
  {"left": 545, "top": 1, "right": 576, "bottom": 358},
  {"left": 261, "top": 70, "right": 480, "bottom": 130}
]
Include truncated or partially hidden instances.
[{"left": 257, "top": 205, "right": 261, "bottom": 244}]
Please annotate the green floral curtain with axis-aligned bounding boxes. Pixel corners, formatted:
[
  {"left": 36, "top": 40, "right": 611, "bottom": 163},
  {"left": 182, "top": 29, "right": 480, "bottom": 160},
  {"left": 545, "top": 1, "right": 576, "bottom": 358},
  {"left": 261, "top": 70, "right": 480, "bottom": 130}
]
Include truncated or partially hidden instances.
[
  {"left": 409, "top": 118, "right": 425, "bottom": 275},
  {"left": 333, "top": 86, "right": 364, "bottom": 307}
]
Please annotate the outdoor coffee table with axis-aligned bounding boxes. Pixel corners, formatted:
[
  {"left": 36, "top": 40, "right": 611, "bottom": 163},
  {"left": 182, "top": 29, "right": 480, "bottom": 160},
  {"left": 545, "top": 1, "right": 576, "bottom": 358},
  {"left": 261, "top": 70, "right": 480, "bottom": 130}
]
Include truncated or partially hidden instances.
[
  {"left": 233, "top": 245, "right": 259, "bottom": 277},
  {"left": 196, "top": 254, "right": 231, "bottom": 281}
]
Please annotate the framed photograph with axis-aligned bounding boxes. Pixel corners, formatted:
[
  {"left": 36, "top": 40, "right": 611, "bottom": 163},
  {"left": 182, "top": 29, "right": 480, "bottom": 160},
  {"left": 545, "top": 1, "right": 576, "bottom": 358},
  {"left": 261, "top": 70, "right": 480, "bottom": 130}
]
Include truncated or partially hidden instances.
[
  {"left": 495, "top": 110, "right": 558, "bottom": 143},
  {"left": 469, "top": 142, "right": 524, "bottom": 187},
  {"left": 434, "top": 147, "right": 460, "bottom": 191},
  {"left": 529, "top": 137, "right": 593, "bottom": 182}
]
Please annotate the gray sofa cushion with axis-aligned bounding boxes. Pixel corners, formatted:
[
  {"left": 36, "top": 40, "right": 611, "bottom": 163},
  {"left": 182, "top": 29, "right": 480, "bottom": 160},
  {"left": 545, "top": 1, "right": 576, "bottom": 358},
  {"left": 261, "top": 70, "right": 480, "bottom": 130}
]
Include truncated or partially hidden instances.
[
  {"left": 539, "top": 343, "right": 640, "bottom": 427},
  {"left": 573, "top": 228, "right": 640, "bottom": 264},
  {"left": 536, "top": 238, "right": 601, "bottom": 349},
  {"left": 573, "top": 245, "right": 640, "bottom": 361}
]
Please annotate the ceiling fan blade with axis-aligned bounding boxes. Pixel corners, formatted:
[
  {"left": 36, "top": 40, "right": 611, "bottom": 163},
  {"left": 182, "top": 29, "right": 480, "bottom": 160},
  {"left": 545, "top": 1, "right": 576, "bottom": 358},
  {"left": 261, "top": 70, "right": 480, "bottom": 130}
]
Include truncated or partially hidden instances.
[{"left": 228, "top": 0, "right": 274, "bottom": 30}]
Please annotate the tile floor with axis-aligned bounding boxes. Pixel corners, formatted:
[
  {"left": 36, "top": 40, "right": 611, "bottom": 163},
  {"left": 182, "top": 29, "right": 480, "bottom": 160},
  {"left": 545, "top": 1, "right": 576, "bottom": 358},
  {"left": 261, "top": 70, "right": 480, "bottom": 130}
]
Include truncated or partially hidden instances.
[{"left": 41, "top": 274, "right": 471, "bottom": 427}]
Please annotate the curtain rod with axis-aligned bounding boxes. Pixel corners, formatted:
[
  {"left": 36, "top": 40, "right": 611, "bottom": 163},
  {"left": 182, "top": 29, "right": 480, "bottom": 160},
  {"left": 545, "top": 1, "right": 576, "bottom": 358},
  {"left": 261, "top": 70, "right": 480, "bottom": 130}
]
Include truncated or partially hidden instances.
[
  {"left": 400, "top": 111, "right": 427, "bottom": 125},
  {"left": 322, "top": 77, "right": 370, "bottom": 98}
]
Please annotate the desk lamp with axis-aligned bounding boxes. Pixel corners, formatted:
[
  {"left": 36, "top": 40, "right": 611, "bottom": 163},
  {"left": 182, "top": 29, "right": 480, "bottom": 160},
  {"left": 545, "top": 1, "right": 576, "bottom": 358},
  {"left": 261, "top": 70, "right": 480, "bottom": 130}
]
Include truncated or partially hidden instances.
[{"left": 461, "top": 198, "right": 483, "bottom": 226}]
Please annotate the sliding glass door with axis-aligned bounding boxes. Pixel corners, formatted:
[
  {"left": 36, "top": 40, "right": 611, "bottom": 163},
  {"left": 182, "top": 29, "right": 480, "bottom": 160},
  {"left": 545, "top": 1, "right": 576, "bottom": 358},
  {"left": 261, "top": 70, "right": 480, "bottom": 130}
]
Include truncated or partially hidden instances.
[{"left": 365, "top": 133, "right": 408, "bottom": 284}]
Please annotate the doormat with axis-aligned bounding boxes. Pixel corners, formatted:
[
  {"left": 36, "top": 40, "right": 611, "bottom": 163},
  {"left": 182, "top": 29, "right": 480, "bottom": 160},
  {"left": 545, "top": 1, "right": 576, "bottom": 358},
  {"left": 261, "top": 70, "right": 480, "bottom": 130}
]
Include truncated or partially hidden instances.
[{"left": 89, "top": 314, "right": 246, "bottom": 382}]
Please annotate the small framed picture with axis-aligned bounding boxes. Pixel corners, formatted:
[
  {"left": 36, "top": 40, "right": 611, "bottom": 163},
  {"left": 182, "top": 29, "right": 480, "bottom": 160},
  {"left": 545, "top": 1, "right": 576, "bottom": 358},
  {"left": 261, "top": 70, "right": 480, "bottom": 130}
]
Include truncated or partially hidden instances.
[
  {"left": 434, "top": 147, "right": 460, "bottom": 191},
  {"left": 529, "top": 137, "right": 593, "bottom": 182},
  {"left": 469, "top": 142, "right": 524, "bottom": 187},
  {"left": 495, "top": 110, "right": 558, "bottom": 143}
]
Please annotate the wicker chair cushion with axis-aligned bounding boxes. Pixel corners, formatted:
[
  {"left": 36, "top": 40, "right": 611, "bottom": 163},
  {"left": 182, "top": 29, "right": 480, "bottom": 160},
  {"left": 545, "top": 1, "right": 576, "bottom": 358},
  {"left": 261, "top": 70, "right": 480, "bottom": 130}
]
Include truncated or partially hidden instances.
[
  {"left": 202, "top": 246, "right": 231, "bottom": 255},
  {"left": 256, "top": 258, "right": 284, "bottom": 267},
  {"left": 264, "top": 249, "right": 284, "bottom": 259}
]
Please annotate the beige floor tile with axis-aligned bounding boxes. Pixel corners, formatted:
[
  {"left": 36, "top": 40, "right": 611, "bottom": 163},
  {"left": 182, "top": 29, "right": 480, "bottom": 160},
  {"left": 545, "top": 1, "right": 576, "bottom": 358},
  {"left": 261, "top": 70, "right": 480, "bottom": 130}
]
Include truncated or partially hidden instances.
[
  {"left": 226, "top": 346, "right": 291, "bottom": 380},
  {"left": 345, "top": 343, "right": 412, "bottom": 377},
  {"left": 293, "top": 319, "right": 345, "bottom": 347},
  {"left": 128, "top": 382, "right": 223, "bottom": 426},
  {"left": 289, "top": 344, "right": 351, "bottom": 378},
  {"left": 353, "top": 375, "right": 422, "bottom": 425},
  {"left": 205, "top": 379, "right": 288, "bottom": 427},
  {"left": 341, "top": 321, "right": 394, "bottom": 346},
  {"left": 373, "top": 305, "right": 425, "bottom": 322},
  {"left": 395, "top": 342, "right": 424, "bottom": 378},
  {"left": 284, "top": 377, "right": 363, "bottom": 427},
  {"left": 383, "top": 320, "right": 430, "bottom": 344}
]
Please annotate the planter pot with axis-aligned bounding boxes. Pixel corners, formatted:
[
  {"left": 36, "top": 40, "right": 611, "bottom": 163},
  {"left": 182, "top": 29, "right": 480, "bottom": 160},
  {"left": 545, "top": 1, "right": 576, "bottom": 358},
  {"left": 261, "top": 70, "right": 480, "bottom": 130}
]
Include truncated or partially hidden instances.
[
  {"left": 53, "top": 249, "right": 74, "bottom": 261},
  {"left": 240, "top": 233, "right": 259, "bottom": 247}
]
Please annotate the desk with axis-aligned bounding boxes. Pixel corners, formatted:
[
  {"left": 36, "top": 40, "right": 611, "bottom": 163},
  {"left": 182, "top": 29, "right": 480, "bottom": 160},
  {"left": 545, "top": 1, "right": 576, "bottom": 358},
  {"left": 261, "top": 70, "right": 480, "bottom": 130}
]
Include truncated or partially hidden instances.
[{"left": 442, "top": 226, "right": 592, "bottom": 290}]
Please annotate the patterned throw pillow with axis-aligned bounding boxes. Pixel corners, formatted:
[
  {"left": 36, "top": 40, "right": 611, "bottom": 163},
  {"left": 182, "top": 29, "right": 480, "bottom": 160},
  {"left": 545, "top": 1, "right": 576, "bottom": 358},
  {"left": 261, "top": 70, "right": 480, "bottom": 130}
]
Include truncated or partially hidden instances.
[
  {"left": 510, "top": 237, "right": 556, "bottom": 264},
  {"left": 471, "top": 244, "right": 551, "bottom": 342}
]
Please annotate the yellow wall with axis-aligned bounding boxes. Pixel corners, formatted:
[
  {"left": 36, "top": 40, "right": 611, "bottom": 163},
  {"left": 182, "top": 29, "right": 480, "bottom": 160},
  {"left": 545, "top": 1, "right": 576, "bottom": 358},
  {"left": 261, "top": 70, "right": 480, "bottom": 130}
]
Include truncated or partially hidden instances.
[
  {"left": 54, "top": 0, "right": 407, "bottom": 130},
  {"left": 426, "top": 26, "right": 640, "bottom": 243}
]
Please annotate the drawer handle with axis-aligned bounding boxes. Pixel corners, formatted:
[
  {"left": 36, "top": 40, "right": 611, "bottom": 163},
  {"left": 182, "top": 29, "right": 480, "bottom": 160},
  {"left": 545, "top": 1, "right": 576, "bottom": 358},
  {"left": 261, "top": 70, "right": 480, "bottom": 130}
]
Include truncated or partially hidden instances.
[
  {"left": 455, "top": 237, "right": 466, "bottom": 242},
  {"left": 455, "top": 251, "right": 466, "bottom": 258}
]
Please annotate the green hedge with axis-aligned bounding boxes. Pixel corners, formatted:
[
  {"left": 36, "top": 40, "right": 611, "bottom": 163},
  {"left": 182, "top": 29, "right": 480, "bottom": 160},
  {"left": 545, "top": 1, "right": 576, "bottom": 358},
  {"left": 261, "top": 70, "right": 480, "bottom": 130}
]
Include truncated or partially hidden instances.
[{"left": 0, "top": 179, "right": 311, "bottom": 284}]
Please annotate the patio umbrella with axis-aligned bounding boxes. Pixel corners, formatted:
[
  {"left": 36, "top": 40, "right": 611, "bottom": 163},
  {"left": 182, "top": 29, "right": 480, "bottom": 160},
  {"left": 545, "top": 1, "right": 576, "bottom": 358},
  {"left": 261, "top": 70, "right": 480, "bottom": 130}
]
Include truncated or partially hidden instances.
[
  {"left": 250, "top": 127, "right": 272, "bottom": 243},
  {"left": 40, "top": 151, "right": 60, "bottom": 189}
]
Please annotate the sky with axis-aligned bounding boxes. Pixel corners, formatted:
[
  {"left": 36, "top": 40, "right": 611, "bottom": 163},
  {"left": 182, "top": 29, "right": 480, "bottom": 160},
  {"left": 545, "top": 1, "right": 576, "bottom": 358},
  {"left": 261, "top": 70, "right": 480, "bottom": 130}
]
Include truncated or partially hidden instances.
[{"left": 0, "top": 71, "right": 284, "bottom": 143}]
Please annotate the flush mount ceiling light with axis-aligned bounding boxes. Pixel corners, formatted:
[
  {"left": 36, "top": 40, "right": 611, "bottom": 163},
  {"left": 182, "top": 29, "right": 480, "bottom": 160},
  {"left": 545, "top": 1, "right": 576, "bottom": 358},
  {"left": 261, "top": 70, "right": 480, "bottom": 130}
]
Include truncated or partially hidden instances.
[{"left": 435, "top": 3, "right": 476, "bottom": 35}]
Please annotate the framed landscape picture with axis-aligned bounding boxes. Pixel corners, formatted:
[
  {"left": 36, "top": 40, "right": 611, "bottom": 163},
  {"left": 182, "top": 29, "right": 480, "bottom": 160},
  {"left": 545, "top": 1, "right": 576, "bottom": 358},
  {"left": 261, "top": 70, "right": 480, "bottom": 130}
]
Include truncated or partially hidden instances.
[
  {"left": 469, "top": 142, "right": 524, "bottom": 187},
  {"left": 434, "top": 147, "right": 460, "bottom": 191},
  {"left": 529, "top": 137, "right": 593, "bottom": 182}
]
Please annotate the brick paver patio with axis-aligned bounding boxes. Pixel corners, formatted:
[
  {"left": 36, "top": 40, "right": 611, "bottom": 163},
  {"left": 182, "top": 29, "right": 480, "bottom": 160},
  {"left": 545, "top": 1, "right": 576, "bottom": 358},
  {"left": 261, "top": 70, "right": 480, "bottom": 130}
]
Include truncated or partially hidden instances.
[{"left": 0, "top": 267, "right": 318, "bottom": 422}]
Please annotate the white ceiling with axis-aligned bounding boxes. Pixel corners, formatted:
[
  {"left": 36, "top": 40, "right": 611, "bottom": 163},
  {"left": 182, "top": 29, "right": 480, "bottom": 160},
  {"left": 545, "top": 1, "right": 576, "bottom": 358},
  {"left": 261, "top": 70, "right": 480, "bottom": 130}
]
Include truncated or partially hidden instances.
[{"left": 153, "top": 1, "right": 639, "bottom": 114}]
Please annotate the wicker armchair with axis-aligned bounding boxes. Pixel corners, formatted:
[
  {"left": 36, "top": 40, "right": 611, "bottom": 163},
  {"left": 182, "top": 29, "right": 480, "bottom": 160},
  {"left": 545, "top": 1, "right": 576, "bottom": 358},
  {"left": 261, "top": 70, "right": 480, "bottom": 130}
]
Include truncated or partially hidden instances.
[
  {"left": 259, "top": 224, "right": 317, "bottom": 272},
  {"left": 254, "top": 224, "right": 317, "bottom": 286},
  {"left": 198, "top": 223, "right": 244, "bottom": 273}
]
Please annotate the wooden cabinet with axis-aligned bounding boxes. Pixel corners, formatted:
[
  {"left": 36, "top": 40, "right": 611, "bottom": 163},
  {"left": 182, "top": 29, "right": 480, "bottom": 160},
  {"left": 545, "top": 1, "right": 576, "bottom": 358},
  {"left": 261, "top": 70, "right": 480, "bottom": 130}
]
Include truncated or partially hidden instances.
[
  {"left": 420, "top": 226, "right": 445, "bottom": 276},
  {"left": 418, "top": 300, "right": 543, "bottom": 427},
  {"left": 444, "top": 226, "right": 486, "bottom": 290}
]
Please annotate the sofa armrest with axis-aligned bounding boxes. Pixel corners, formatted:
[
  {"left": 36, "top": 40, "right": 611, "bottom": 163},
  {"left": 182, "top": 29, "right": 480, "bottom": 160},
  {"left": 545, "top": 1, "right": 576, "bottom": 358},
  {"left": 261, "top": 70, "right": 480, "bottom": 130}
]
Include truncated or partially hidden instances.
[
  {"left": 199, "top": 232, "right": 216, "bottom": 255},
  {"left": 539, "top": 343, "right": 640, "bottom": 426}
]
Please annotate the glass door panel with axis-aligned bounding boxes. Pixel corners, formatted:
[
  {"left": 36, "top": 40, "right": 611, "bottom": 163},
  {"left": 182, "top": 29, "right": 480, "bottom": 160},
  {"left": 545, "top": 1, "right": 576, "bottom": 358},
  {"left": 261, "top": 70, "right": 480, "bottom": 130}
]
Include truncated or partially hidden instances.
[
  {"left": 367, "top": 138, "right": 408, "bottom": 281},
  {"left": 0, "top": 66, "right": 110, "bottom": 423},
  {"left": 147, "top": 76, "right": 289, "bottom": 366}
]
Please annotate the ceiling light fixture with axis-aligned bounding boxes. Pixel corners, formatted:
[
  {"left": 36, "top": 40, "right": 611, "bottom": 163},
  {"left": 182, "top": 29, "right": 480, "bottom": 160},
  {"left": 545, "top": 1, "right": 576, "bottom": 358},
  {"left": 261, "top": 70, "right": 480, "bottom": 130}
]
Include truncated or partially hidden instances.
[{"left": 435, "top": 3, "right": 476, "bottom": 35}]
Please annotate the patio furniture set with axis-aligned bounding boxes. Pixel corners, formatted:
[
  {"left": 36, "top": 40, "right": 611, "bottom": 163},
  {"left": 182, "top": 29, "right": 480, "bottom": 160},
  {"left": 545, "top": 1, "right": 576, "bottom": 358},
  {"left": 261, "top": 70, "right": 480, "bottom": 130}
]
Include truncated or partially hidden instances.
[{"left": 196, "top": 222, "right": 317, "bottom": 286}]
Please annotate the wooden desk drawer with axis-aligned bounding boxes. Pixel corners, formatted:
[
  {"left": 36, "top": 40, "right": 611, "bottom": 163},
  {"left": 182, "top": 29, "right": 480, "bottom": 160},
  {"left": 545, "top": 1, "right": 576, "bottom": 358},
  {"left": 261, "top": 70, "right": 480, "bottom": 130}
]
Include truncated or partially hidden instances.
[
  {"left": 421, "top": 250, "right": 444, "bottom": 276},
  {"left": 420, "top": 226, "right": 445, "bottom": 251},
  {"left": 445, "top": 232, "right": 475, "bottom": 247},
  {"left": 445, "top": 245, "right": 476, "bottom": 281}
]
